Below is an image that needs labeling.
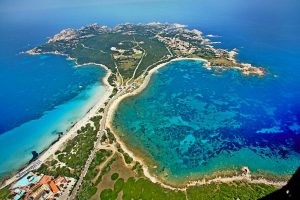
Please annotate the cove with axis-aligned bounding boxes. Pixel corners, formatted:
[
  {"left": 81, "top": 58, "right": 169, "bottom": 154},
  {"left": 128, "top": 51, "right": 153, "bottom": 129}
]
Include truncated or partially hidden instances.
[{"left": 112, "top": 60, "right": 300, "bottom": 180}]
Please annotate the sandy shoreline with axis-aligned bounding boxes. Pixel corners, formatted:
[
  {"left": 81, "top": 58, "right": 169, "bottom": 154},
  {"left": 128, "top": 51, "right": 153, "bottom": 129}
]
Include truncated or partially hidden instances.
[
  {"left": 1, "top": 56, "right": 283, "bottom": 191},
  {"left": 105, "top": 57, "right": 287, "bottom": 191},
  {"left": 0, "top": 64, "right": 113, "bottom": 189}
]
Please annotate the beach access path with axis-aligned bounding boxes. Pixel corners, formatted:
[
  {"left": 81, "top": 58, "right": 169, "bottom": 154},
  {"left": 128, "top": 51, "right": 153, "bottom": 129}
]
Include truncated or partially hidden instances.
[{"left": 68, "top": 88, "right": 127, "bottom": 200}]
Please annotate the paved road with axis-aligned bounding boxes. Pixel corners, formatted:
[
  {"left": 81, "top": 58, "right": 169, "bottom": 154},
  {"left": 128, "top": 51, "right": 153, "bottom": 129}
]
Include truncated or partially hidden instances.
[{"left": 68, "top": 88, "right": 126, "bottom": 200}]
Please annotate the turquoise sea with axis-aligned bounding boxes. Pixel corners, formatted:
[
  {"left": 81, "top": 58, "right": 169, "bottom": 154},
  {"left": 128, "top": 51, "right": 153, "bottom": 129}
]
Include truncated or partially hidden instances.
[
  {"left": 113, "top": 60, "right": 300, "bottom": 179},
  {"left": 0, "top": 0, "right": 299, "bottom": 179},
  {"left": 0, "top": 21, "right": 107, "bottom": 177},
  {"left": 0, "top": 53, "right": 106, "bottom": 177}
]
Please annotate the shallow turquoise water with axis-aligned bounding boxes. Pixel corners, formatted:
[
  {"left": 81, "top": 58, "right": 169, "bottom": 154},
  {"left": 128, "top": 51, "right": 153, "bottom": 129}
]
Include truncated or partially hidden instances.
[
  {"left": 0, "top": 80, "right": 106, "bottom": 177},
  {"left": 1, "top": 0, "right": 299, "bottom": 181},
  {"left": 113, "top": 60, "right": 300, "bottom": 179},
  {"left": 0, "top": 52, "right": 106, "bottom": 177}
]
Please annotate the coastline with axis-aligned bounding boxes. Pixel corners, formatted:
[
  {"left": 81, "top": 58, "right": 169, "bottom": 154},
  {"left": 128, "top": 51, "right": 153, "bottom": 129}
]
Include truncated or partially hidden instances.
[
  {"left": 26, "top": 47, "right": 265, "bottom": 77},
  {"left": 25, "top": 49, "right": 111, "bottom": 70},
  {"left": 1, "top": 55, "right": 282, "bottom": 191},
  {"left": 0, "top": 62, "right": 113, "bottom": 189},
  {"left": 105, "top": 57, "right": 287, "bottom": 190}
]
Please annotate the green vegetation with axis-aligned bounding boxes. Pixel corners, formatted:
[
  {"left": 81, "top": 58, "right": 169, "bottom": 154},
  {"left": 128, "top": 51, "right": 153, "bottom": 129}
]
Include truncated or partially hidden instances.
[
  {"left": 133, "top": 35, "right": 169, "bottom": 78},
  {"left": 186, "top": 182, "right": 276, "bottom": 200},
  {"left": 110, "top": 139, "right": 133, "bottom": 165},
  {"left": 109, "top": 88, "right": 118, "bottom": 99},
  {"left": 107, "top": 73, "right": 117, "bottom": 87},
  {"left": 55, "top": 124, "right": 97, "bottom": 178},
  {"left": 100, "top": 177, "right": 277, "bottom": 200},
  {"left": 111, "top": 173, "right": 119, "bottom": 181},
  {"left": 100, "top": 188, "right": 117, "bottom": 200},
  {"left": 76, "top": 180, "right": 97, "bottom": 200},
  {"left": 95, "top": 155, "right": 118, "bottom": 185},
  {"left": 208, "top": 58, "right": 236, "bottom": 67},
  {"left": 100, "top": 133, "right": 108, "bottom": 143},
  {"left": 90, "top": 115, "right": 102, "bottom": 131},
  {"left": 132, "top": 161, "right": 144, "bottom": 176},
  {"left": 99, "top": 108, "right": 105, "bottom": 113},
  {"left": 105, "top": 128, "right": 116, "bottom": 144},
  {"left": 122, "top": 152, "right": 133, "bottom": 164},
  {"left": 0, "top": 186, "right": 11, "bottom": 199},
  {"left": 28, "top": 23, "right": 268, "bottom": 200},
  {"left": 116, "top": 143, "right": 123, "bottom": 153},
  {"left": 76, "top": 149, "right": 113, "bottom": 200},
  {"left": 32, "top": 23, "right": 262, "bottom": 86},
  {"left": 37, "top": 163, "right": 73, "bottom": 177},
  {"left": 100, "top": 178, "right": 125, "bottom": 200},
  {"left": 85, "top": 149, "right": 113, "bottom": 180},
  {"left": 100, "top": 177, "right": 185, "bottom": 200},
  {"left": 36, "top": 120, "right": 100, "bottom": 178}
]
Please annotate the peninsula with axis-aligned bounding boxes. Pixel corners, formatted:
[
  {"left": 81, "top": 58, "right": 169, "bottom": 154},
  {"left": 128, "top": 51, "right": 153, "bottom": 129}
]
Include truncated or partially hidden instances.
[
  {"left": 1, "top": 23, "right": 283, "bottom": 200},
  {"left": 27, "top": 22, "right": 264, "bottom": 88}
]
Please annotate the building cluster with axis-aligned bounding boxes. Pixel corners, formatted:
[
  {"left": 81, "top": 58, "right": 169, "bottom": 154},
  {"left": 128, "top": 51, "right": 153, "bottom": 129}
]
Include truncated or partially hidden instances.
[
  {"left": 8, "top": 172, "right": 76, "bottom": 200},
  {"left": 155, "top": 28, "right": 228, "bottom": 59},
  {"left": 156, "top": 28, "right": 207, "bottom": 55},
  {"left": 157, "top": 34, "right": 197, "bottom": 55}
]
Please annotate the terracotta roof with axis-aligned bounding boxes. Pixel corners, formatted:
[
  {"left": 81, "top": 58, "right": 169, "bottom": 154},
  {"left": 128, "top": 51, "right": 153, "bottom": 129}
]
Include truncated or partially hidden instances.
[
  {"left": 49, "top": 181, "right": 59, "bottom": 193},
  {"left": 39, "top": 175, "right": 52, "bottom": 184}
]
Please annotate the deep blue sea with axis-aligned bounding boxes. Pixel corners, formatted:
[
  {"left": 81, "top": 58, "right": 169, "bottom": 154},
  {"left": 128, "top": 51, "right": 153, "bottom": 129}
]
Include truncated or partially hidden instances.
[
  {"left": 0, "top": 0, "right": 299, "bottom": 179},
  {"left": 0, "top": 24, "right": 107, "bottom": 177}
]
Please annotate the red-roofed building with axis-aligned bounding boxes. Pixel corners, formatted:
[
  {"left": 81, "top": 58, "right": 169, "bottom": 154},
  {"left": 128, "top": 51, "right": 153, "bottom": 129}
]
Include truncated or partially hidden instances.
[
  {"left": 39, "top": 175, "right": 52, "bottom": 185},
  {"left": 49, "top": 181, "right": 59, "bottom": 194}
]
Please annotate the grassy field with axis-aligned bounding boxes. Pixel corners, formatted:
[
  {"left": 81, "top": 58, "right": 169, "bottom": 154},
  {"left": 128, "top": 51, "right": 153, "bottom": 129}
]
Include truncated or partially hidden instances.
[
  {"left": 100, "top": 177, "right": 186, "bottom": 200},
  {"left": 99, "top": 177, "right": 277, "bottom": 200},
  {"left": 94, "top": 135, "right": 278, "bottom": 200},
  {"left": 187, "top": 182, "right": 276, "bottom": 200}
]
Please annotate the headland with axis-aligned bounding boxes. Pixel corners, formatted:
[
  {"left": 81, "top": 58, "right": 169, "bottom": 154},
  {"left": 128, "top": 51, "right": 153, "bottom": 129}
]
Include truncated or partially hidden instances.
[{"left": 1, "top": 23, "right": 292, "bottom": 200}]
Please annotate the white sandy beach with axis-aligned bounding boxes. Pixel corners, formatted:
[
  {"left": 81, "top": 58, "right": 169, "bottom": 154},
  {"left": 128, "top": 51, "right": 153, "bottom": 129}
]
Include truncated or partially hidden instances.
[
  {"left": 105, "top": 57, "right": 284, "bottom": 191},
  {"left": 0, "top": 68, "right": 113, "bottom": 189},
  {"left": 1, "top": 57, "right": 276, "bottom": 191}
]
